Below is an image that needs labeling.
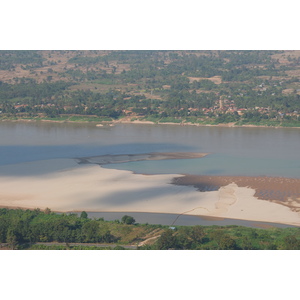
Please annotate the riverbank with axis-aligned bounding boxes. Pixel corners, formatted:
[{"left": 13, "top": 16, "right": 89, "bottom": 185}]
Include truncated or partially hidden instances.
[
  {"left": 105, "top": 118, "right": 300, "bottom": 129},
  {"left": 2, "top": 116, "right": 300, "bottom": 129},
  {"left": 0, "top": 158, "right": 300, "bottom": 227}
]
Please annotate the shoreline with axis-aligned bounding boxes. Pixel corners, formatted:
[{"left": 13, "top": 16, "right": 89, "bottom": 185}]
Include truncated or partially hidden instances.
[
  {"left": 1, "top": 117, "right": 300, "bottom": 129},
  {"left": 1, "top": 159, "right": 300, "bottom": 227},
  {"left": 0, "top": 206, "right": 294, "bottom": 228}
]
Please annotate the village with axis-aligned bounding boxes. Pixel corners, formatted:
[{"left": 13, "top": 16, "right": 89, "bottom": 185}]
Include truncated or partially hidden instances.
[{"left": 202, "top": 97, "right": 299, "bottom": 119}]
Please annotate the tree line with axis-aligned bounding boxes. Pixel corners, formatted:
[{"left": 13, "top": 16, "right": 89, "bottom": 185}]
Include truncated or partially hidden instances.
[{"left": 1, "top": 208, "right": 300, "bottom": 250}]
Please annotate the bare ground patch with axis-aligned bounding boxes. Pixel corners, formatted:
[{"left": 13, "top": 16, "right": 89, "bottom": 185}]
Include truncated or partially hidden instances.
[
  {"left": 172, "top": 175, "right": 300, "bottom": 208},
  {"left": 188, "top": 76, "right": 222, "bottom": 84},
  {"left": 272, "top": 50, "right": 300, "bottom": 64}
]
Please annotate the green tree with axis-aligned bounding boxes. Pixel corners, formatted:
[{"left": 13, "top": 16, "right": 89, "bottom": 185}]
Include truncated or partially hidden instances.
[
  {"left": 218, "top": 235, "right": 237, "bottom": 250},
  {"left": 102, "top": 230, "right": 114, "bottom": 243},
  {"left": 80, "top": 211, "right": 88, "bottom": 219},
  {"left": 7, "top": 228, "right": 19, "bottom": 250},
  {"left": 283, "top": 235, "right": 300, "bottom": 250},
  {"left": 121, "top": 215, "right": 135, "bottom": 225},
  {"left": 82, "top": 220, "right": 100, "bottom": 242},
  {"left": 210, "top": 229, "right": 237, "bottom": 250},
  {"left": 240, "top": 236, "right": 254, "bottom": 250},
  {"left": 156, "top": 229, "right": 176, "bottom": 250},
  {"left": 190, "top": 226, "right": 205, "bottom": 243},
  {"left": 44, "top": 207, "right": 51, "bottom": 215}
]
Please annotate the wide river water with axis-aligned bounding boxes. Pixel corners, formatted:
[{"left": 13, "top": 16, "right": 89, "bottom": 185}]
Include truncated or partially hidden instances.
[
  {"left": 0, "top": 121, "right": 299, "bottom": 178},
  {"left": 1, "top": 121, "right": 299, "bottom": 227}
]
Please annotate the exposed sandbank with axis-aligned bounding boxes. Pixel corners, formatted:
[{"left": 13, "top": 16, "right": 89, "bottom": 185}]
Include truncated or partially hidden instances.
[
  {"left": 76, "top": 152, "right": 209, "bottom": 165},
  {"left": 172, "top": 175, "right": 300, "bottom": 207},
  {"left": 0, "top": 159, "right": 300, "bottom": 226}
]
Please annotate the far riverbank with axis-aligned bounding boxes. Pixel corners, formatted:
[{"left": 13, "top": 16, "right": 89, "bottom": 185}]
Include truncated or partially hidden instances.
[{"left": 1, "top": 116, "right": 300, "bottom": 129}]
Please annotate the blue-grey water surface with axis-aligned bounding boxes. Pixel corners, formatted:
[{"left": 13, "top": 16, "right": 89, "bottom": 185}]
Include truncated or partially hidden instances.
[
  {"left": 0, "top": 122, "right": 300, "bottom": 178},
  {"left": 86, "top": 212, "right": 295, "bottom": 228}
]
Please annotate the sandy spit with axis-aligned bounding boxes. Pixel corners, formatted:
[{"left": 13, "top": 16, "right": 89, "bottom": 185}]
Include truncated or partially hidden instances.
[
  {"left": 0, "top": 159, "right": 300, "bottom": 226},
  {"left": 77, "top": 152, "right": 209, "bottom": 165}
]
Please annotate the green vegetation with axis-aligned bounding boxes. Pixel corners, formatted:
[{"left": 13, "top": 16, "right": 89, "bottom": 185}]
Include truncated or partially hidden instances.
[
  {"left": 121, "top": 215, "right": 136, "bottom": 225},
  {"left": 0, "top": 208, "right": 299, "bottom": 250},
  {"left": 0, "top": 50, "right": 45, "bottom": 70},
  {"left": 142, "top": 225, "right": 300, "bottom": 250},
  {"left": 1, "top": 50, "right": 300, "bottom": 127},
  {"left": 67, "top": 116, "right": 112, "bottom": 122}
]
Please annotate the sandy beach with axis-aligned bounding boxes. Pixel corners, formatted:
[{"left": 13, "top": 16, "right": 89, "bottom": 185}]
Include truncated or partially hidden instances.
[
  {"left": 1, "top": 158, "right": 300, "bottom": 226},
  {"left": 172, "top": 175, "right": 300, "bottom": 203}
]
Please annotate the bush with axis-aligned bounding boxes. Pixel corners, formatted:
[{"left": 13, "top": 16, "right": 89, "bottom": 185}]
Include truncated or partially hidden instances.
[
  {"left": 121, "top": 215, "right": 136, "bottom": 225},
  {"left": 80, "top": 211, "right": 88, "bottom": 219}
]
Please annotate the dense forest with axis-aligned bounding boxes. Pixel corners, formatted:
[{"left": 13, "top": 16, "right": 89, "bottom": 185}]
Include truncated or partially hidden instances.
[
  {"left": 1, "top": 50, "right": 300, "bottom": 126},
  {"left": 1, "top": 208, "right": 300, "bottom": 250}
]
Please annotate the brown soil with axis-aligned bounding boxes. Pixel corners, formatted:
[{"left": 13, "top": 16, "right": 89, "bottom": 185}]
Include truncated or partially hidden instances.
[
  {"left": 172, "top": 175, "right": 300, "bottom": 208},
  {"left": 142, "top": 92, "right": 162, "bottom": 100},
  {"left": 285, "top": 69, "right": 300, "bottom": 79},
  {"left": 272, "top": 50, "right": 300, "bottom": 64},
  {"left": 282, "top": 88, "right": 295, "bottom": 94}
]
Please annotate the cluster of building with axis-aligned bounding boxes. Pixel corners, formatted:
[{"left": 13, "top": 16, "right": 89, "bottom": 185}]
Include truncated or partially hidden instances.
[{"left": 187, "top": 96, "right": 299, "bottom": 120}]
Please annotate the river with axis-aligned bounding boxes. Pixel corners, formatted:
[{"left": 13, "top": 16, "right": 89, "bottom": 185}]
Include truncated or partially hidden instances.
[
  {"left": 0, "top": 121, "right": 299, "bottom": 178},
  {"left": 1, "top": 121, "right": 299, "bottom": 227}
]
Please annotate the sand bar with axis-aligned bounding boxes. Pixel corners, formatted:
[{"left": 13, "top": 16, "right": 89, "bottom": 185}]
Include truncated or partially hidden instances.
[
  {"left": 172, "top": 175, "right": 300, "bottom": 207},
  {"left": 76, "top": 152, "right": 209, "bottom": 165},
  {"left": 0, "top": 158, "right": 300, "bottom": 226}
]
